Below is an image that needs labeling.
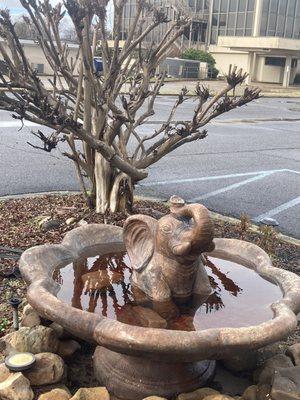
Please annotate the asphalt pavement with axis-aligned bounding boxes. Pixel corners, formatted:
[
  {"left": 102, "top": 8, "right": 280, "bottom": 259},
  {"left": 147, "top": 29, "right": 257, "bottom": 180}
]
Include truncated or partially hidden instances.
[{"left": 0, "top": 97, "right": 299, "bottom": 238}]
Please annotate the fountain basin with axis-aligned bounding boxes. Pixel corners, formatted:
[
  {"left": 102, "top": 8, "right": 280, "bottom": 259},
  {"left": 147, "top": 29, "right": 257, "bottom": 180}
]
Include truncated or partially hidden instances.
[{"left": 19, "top": 224, "right": 300, "bottom": 399}]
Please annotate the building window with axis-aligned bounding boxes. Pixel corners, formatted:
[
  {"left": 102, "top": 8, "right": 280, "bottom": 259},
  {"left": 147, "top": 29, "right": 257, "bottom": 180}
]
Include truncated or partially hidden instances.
[
  {"left": 247, "top": 0, "right": 255, "bottom": 11},
  {"left": 260, "top": 0, "right": 300, "bottom": 39},
  {"left": 210, "top": 0, "right": 254, "bottom": 43},
  {"left": 229, "top": 0, "right": 237, "bottom": 12},
  {"left": 265, "top": 57, "right": 286, "bottom": 67}
]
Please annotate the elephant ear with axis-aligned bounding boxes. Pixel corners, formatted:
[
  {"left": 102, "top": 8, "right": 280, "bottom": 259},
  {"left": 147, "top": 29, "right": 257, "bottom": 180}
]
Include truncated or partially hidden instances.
[{"left": 123, "top": 215, "right": 157, "bottom": 272}]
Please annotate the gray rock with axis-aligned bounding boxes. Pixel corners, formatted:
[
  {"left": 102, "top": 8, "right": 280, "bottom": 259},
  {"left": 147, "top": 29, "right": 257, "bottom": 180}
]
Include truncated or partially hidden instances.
[
  {"left": 40, "top": 219, "right": 62, "bottom": 232},
  {"left": 271, "top": 366, "right": 300, "bottom": 400},
  {"left": 254, "top": 354, "right": 294, "bottom": 384},
  {"left": 222, "top": 351, "right": 259, "bottom": 372},
  {"left": 286, "top": 343, "right": 300, "bottom": 366}
]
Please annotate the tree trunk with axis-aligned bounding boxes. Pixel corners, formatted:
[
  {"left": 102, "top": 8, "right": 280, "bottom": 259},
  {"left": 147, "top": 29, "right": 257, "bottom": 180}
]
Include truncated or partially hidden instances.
[{"left": 94, "top": 152, "right": 133, "bottom": 214}]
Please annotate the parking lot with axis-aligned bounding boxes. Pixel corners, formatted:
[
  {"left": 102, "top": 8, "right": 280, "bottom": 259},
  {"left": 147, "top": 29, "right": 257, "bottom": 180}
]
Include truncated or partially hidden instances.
[{"left": 0, "top": 97, "right": 299, "bottom": 238}]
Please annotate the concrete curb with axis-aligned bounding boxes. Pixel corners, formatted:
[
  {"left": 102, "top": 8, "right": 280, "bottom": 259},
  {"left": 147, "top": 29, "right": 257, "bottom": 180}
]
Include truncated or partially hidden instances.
[
  {"left": 0, "top": 190, "right": 80, "bottom": 201},
  {"left": 2, "top": 191, "right": 297, "bottom": 246}
]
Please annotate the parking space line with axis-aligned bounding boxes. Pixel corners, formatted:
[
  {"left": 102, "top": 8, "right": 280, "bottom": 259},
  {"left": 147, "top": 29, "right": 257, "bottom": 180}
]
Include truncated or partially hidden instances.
[
  {"left": 142, "top": 169, "right": 288, "bottom": 187},
  {"left": 253, "top": 196, "right": 300, "bottom": 222},
  {"left": 0, "top": 121, "right": 39, "bottom": 128},
  {"left": 189, "top": 173, "right": 273, "bottom": 202}
]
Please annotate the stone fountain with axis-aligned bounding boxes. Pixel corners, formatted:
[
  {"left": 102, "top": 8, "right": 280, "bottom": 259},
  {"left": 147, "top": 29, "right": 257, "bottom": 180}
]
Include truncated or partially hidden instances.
[{"left": 19, "top": 196, "right": 300, "bottom": 400}]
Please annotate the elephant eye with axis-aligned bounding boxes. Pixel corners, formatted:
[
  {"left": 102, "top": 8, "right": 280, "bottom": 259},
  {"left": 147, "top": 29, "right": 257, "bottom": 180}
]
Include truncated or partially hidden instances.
[{"left": 161, "top": 224, "right": 172, "bottom": 234}]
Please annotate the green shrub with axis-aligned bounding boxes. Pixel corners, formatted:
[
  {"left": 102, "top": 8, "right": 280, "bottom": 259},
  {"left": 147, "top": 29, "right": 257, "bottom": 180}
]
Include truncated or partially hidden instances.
[
  {"left": 181, "top": 49, "right": 215, "bottom": 65},
  {"left": 181, "top": 49, "right": 219, "bottom": 78}
]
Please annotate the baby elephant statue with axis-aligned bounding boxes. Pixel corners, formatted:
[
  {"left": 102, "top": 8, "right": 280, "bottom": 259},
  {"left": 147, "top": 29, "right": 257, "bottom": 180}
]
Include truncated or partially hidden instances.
[{"left": 123, "top": 195, "right": 215, "bottom": 308}]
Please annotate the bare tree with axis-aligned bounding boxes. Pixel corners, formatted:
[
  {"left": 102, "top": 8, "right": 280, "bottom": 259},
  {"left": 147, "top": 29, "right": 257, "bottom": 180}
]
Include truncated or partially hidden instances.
[
  {"left": 0, "top": 0, "right": 260, "bottom": 213},
  {"left": 14, "top": 16, "right": 39, "bottom": 39},
  {"left": 60, "top": 19, "right": 78, "bottom": 42}
]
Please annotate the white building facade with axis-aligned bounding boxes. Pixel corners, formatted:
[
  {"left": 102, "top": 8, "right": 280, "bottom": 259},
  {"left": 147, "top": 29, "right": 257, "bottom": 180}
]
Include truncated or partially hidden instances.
[{"left": 121, "top": 0, "right": 300, "bottom": 86}]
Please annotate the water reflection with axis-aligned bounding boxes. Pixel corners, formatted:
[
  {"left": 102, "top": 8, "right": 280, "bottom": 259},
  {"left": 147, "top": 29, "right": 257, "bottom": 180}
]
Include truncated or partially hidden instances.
[{"left": 53, "top": 252, "right": 281, "bottom": 330}]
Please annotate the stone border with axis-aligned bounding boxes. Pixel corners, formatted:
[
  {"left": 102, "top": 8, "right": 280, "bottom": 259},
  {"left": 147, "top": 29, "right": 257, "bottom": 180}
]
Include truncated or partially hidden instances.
[{"left": 19, "top": 224, "right": 300, "bottom": 363}]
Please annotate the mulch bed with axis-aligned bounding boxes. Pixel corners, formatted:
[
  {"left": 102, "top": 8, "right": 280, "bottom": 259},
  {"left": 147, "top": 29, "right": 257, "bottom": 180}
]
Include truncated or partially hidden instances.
[{"left": 0, "top": 193, "right": 299, "bottom": 340}]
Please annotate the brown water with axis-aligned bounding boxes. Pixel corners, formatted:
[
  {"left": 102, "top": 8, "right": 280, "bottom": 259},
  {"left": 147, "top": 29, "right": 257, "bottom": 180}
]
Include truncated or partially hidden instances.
[{"left": 53, "top": 252, "right": 282, "bottom": 331}]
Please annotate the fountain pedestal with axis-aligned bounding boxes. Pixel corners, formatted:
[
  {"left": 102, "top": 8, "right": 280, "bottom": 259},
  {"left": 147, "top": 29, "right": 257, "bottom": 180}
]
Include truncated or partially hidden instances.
[{"left": 93, "top": 346, "right": 216, "bottom": 400}]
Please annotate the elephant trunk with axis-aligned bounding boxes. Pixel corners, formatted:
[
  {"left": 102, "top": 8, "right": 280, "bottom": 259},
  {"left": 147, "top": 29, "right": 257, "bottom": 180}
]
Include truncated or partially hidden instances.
[
  {"left": 170, "top": 197, "right": 214, "bottom": 256},
  {"left": 187, "top": 204, "right": 215, "bottom": 253}
]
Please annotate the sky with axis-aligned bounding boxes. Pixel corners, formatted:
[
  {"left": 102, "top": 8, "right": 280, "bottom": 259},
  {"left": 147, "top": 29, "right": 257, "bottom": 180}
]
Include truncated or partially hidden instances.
[
  {"left": 0, "top": 0, "right": 61, "bottom": 16},
  {"left": 0, "top": 0, "right": 113, "bottom": 27}
]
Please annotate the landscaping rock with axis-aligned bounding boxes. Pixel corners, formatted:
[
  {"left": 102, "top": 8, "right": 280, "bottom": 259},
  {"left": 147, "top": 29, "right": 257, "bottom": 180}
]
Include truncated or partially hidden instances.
[
  {"left": 222, "top": 351, "right": 258, "bottom": 372},
  {"left": 23, "top": 352, "right": 65, "bottom": 386},
  {"left": 39, "top": 218, "right": 62, "bottom": 232},
  {"left": 57, "top": 340, "right": 81, "bottom": 358},
  {"left": 70, "top": 387, "right": 110, "bottom": 400},
  {"left": 242, "top": 385, "right": 258, "bottom": 400},
  {"left": 66, "top": 217, "right": 76, "bottom": 226},
  {"left": 49, "top": 322, "right": 65, "bottom": 338},
  {"left": 177, "top": 387, "right": 220, "bottom": 400},
  {"left": 271, "top": 366, "right": 300, "bottom": 400},
  {"left": 0, "top": 326, "right": 59, "bottom": 355},
  {"left": 143, "top": 397, "right": 167, "bottom": 400},
  {"left": 286, "top": 343, "right": 300, "bottom": 366},
  {"left": 242, "top": 384, "right": 271, "bottom": 400},
  {"left": 21, "top": 304, "right": 41, "bottom": 327},
  {"left": 201, "top": 395, "right": 234, "bottom": 400},
  {"left": 256, "top": 384, "right": 272, "bottom": 400},
  {"left": 37, "top": 216, "right": 51, "bottom": 227},
  {"left": 0, "top": 372, "right": 34, "bottom": 400},
  {"left": 38, "top": 387, "right": 71, "bottom": 400},
  {"left": 77, "top": 219, "right": 88, "bottom": 227},
  {"left": 133, "top": 306, "right": 167, "bottom": 328},
  {"left": 0, "top": 363, "right": 10, "bottom": 383},
  {"left": 253, "top": 353, "right": 294, "bottom": 384}
]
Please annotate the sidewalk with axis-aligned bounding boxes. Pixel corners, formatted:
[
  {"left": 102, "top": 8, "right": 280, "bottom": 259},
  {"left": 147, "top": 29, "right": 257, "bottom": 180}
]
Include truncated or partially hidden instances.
[
  {"left": 158, "top": 79, "right": 300, "bottom": 97},
  {"left": 4, "top": 76, "right": 300, "bottom": 98}
]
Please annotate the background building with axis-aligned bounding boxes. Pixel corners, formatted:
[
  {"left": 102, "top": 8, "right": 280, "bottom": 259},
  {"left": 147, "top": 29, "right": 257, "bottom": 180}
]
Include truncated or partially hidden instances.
[{"left": 121, "top": 0, "right": 300, "bottom": 86}]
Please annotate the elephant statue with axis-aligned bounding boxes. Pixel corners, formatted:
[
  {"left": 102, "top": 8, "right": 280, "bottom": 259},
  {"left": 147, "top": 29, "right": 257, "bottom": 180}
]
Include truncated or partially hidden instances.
[{"left": 123, "top": 195, "right": 215, "bottom": 308}]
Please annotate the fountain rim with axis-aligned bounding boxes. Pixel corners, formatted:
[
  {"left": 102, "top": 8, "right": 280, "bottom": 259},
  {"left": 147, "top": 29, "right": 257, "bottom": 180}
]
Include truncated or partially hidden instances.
[{"left": 19, "top": 223, "right": 300, "bottom": 362}]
